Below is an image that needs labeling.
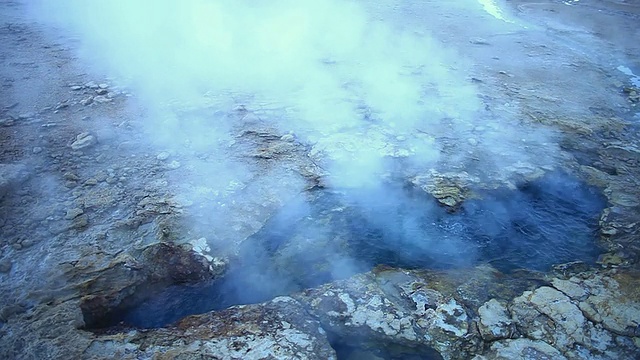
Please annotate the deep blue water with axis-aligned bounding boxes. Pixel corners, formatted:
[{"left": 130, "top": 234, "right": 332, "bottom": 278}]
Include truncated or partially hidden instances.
[{"left": 111, "top": 171, "right": 605, "bottom": 329}]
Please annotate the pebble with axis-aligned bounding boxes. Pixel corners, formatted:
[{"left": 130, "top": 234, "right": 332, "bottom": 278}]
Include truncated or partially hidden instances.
[
  {"left": 71, "top": 215, "right": 88, "bottom": 229},
  {"left": 20, "top": 239, "right": 34, "bottom": 248},
  {"left": 70, "top": 85, "right": 83, "bottom": 91},
  {"left": 93, "top": 95, "right": 111, "bottom": 103},
  {"left": 98, "top": 83, "right": 109, "bottom": 89},
  {"left": 166, "top": 160, "right": 181, "bottom": 170},
  {"left": 0, "top": 304, "right": 25, "bottom": 321},
  {"left": 0, "top": 259, "right": 12, "bottom": 273},
  {"left": 468, "top": 138, "right": 478, "bottom": 146},
  {"left": 84, "top": 178, "right": 98, "bottom": 186},
  {"left": 280, "top": 134, "right": 295, "bottom": 142},
  {"left": 54, "top": 103, "right": 69, "bottom": 111},
  {"left": 80, "top": 97, "right": 93, "bottom": 106},
  {"left": 470, "top": 37, "right": 490, "bottom": 45},
  {"left": 70, "top": 132, "right": 97, "bottom": 150},
  {"left": 95, "top": 88, "right": 108, "bottom": 95},
  {"left": 32, "top": 147, "right": 43, "bottom": 154},
  {"left": 63, "top": 172, "right": 79, "bottom": 181},
  {"left": 65, "top": 208, "right": 84, "bottom": 220},
  {"left": 156, "top": 152, "right": 170, "bottom": 161},
  {"left": 0, "top": 118, "right": 15, "bottom": 127}
]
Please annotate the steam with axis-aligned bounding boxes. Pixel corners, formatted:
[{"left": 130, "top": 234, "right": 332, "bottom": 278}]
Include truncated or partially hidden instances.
[
  {"left": 28, "top": 0, "right": 568, "bottom": 300},
  {"left": 31, "top": 0, "right": 481, "bottom": 162}
]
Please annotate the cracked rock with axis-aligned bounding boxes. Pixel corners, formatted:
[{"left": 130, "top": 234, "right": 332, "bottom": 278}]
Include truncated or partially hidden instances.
[
  {"left": 477, "top": 299, "right": 515, "bottom": 341},
  {"left": 70, "top": 132, "right": 97, "bottom": 150}
]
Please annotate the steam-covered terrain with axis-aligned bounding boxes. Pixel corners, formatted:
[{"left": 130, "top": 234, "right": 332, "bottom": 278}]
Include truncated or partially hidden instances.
[{"left": 1, "top": 0, "right": 640, "bottom": 359}]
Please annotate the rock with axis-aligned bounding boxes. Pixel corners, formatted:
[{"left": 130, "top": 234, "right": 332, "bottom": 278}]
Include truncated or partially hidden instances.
[
  {"left": 63, "top": 172, "right": 80, "bottom": 181},
  {"left": 0, "top": 117, "right": 15, "bottom": 126},
  {"left": 70, "top": 132, "right": 97, "bottom": 150},
  {"left": 0, "top": 304, "right": 25, "bottom": 322},
  {"left": 470, "top": 37, "right": 490, "bottom": 45},
  {"left": 477, "top": 299, "right": 515, "bottom": 341},
  {"left": 83, "top": 297, "right": 336, "bottom": 360},
  {"left": 32, "top": 146, "right": 43, "bottom": 154},
  {"left": 93, "top": 95, "right": 112, "bottom": 103},
  {"left": 166, "top": 160, "right": 181, "bottom": 170},
  {"left": 510, "top": 274, "right": 640, "bottom": 359},
  {"left": 20, "top": 239, "right": 35, "bottom": 248},
  {"left": 95, "top": 88, "right": 108, "bottom": 95},
  {"left": 65, "top": 208, "right": 84, "bottom": 220},
  {"left": 411, "top": 171, "right": 478, "bottom": 209},
  {"left": 0, "top": 259, "right": 12, "bottom": 273},
  {"left": 0, "top": 163, "right": 29, "bottom": 199},
  {"left": 297, "top": 269, "right": 480, "bottom": 359},
  {"left": 511, "top": 286, "right": 599, "bottom": 353},
  {"left": 71, "top": 215, "right": 88, "bottom": 229},
  {"left": 80, "top": 96, "right": 93, "bottom": 106},
  {"left": 571, "top": 273, "right": 640, "bottom": 337},
  {"left": 54, "top": 102, "right": 69, "bottom": 111},
  {"left": 156, "top": 151, "right": 170, "bottom": 161},
  {"left": 483, "top": 338, "right": 567, "bottom": 360}
]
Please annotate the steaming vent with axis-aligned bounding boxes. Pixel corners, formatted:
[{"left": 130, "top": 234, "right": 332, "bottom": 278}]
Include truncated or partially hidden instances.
[{"left": 105, "top": 171, "right": 605, "bottom": 329}]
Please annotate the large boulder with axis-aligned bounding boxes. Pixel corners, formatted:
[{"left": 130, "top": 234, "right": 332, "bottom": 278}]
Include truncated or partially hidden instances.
[{"left": 296, "top": 268, "right": 482, "bottom": 360}]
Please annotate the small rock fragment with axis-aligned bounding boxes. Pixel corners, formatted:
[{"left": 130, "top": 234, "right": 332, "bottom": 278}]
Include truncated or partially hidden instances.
[
  {"left": 80, "top": 97, "right": 93, "bottom": 106},
  {"left": 156, "top": 152, "right": 170, "bottom": 161},
  {"left": 65, "top": 208, "right": 84, "bottom": 220},
  {"left": 0, "top": 118, "right": 15, "bottom": 127},
  {"left": 0, "top": 259, "right": 12, "bottom": 273},
  {"left": 70, "top": 132, "right": 97, "bottom": 150},
  {"left": 166, "top": 160, "right": 181, "bottom": 170},
  {"left": 93, "top": 95, "right": 112, "bottom": 103}
]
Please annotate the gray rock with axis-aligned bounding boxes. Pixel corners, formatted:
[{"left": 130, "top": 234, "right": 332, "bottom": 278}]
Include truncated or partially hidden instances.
[
  {"left": 0, "top": 163, "right": 29, "bottom": 199},
  {"left": 0, "top": 259, "right": 12, "bottom": 273},
  {"left": 65, "top": 208, "right": 84, "bottom": 220},
  {"left": 484, "top": 338, "right": 567, "bottom": 360},
  {"left": 297, "top": 269, "right": 479, "bottom": 359},
  {"left": 80, "top": 96, "right": 93, "bottom": 106},
  {"left": 510, "top": 279, "right": 640, "bottom": 359},
  {"left": 156, "top": 151, "right": 170, "bottom": 161},
  {"left": 70, "top": 132, "right": 97, "bottom": 150},
  {"left": 166, "top": 160, "right": 181, "bottom": 170},
  {"left": 477, "top": 299, "right": 515, "bottom": 341},
  {"left": 93, "top": 95, "right": 112, "bottom": 103},
  {"left": 83, "top": 296, "right": 336, "bottom": 360},
  {"left": 0, "top": 118, "right": 15, "bottom": 127}
]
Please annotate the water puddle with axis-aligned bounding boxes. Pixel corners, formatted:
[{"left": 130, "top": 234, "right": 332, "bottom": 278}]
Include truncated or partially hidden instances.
[{"left": 97, "top": 171, "right": 605, "bottom": 329}]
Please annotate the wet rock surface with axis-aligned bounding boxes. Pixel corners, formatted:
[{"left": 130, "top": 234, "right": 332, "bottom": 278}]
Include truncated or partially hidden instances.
[{"left": 1, "top": 0, "right": 640, "bottom": 359}]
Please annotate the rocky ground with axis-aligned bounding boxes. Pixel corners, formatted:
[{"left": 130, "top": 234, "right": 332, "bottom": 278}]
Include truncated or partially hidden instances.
[{"left": 1, "top": 0, "right": 640, "bottom": 359}]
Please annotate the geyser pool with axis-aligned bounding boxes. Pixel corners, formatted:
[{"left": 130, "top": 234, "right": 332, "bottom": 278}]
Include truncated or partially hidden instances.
[{"left": 106, "top": 171, "right": 606, "bottom": 329}]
